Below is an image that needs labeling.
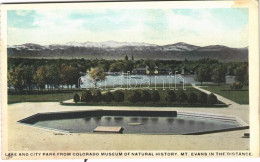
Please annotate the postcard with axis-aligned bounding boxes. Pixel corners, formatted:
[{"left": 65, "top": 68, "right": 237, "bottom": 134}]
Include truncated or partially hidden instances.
[{"left": 1, "top": 0, "right": 259, "bottom": 160}]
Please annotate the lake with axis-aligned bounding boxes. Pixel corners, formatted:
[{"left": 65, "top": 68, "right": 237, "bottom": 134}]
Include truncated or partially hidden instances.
[{"left": 79, "top": 74, "right": 199, "bottom": 89}]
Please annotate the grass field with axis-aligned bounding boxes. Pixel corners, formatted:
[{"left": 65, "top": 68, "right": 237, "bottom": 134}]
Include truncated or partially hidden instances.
[
  {"left": 8, "top": 91, "right": 76, "bottom": 104},
  {"left": 201, "top": 84, "right": 249, "bottom": 104},
  {"left": 7, "top": 85, "right": 188, "bottom": 104}
]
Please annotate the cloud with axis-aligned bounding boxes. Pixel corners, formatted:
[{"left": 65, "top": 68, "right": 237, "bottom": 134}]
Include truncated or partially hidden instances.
[{"left": 7, "top": 8, "right": 248, "bottom": 47}]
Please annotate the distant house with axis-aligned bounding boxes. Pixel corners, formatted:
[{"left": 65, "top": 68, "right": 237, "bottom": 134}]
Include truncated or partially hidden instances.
[
  {"left": 225, "top": 75, "right": 236, "bottom": 84},
  {"left": 132, "top": 66, "right": 172, "bottom": 75},
  {"left": 132, "top": 68, "right": 147, "bottom": 75}
]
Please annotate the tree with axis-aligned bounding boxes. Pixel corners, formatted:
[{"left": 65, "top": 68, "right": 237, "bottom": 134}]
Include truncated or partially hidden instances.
[
  {"left": 227, "top": 64, "right": 236, "bottom": 75},
  {"left": 188, "top": 92, "right": 198, "bottom": 104},
  {"left": 109, "top": 62, "right": 125, "bottom": 72},
  {"left": 103, "top": 91, "right": 114, "bottom": 102},
  {"left": 23, "top": 65, "right": 36, "bottom": 92},
  {"left": 98, "top": 60, "right": 111, "bottom": 72},
  {"left": 81, "top": 91, "right": 92, "bottom": 102},
  {"left": 165, "top": 91, "right": 176, "bottom": 103},
  {"left": 141, "top": 91, "right": 151, "bottom": 103},
  {"left": 113, "top": 91, "right": 124, "bottom": 103},
  {"left": 177, "top": 91, "right": 188, "bottom": 104},
  {"left": 124, "top": 54, "right": 128, "bottom": 61},
  {"left": 89, "top": 67, "right": 106, "bottom": 87},
  {"left": 7, "top": 65, "right": 38, "bottom": 93},
  {"left": 60, "top": 64, "right": 81, "bottom": 89},
  {"left": 198, "top": 92, "right": 207, "bottom": 105},
  {"left": 33, "top": 66, "right": 48, "bottom": 90},
  {"left": 92, "top": 90, "right": 102, "bottom": 102},
  {"left": 212, "top": 65, "right": 227, "bottom": 86},
  {"left": 74, "top": 93, "right": 80, "bottom": 103},
  {"left": 235, "top": 63, "right": 248, "bottom": 85},
  {"left": 8, "top": 66, "right": 26, "bottom": 93},
  {"left": 128, "top": 91, "right": 141, "bottom": 103},
  {"left": 195, "top": 66, "right": 211, "bottom": 85},
  {"left": 124, "top": 61, "right": 134, "bottom": 73},
  {"left": 151, "top": 91, "right": 160, "bottom": 102},
  {"left": 131, "top": 55, "right": 134, "bottom": 60},
  {"left": 207, "top": 93, "right": 218, "bottom": 105},
  {"left": 46, "top": 64, "right": 60, "bottom": 91}
]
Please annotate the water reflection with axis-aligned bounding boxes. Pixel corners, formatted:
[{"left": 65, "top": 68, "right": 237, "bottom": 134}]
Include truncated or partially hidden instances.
[
  {"left": 167, "top": 118, "right": 175, "bottom": 123},
  {"left": 83, "top": 117, "right": 91, "bottom": 122},
  {"left": 176, "top": 118, "right": 185, "bottom": 124},
  {"left": 199, "top": 121, "right": 206, "bottom": 125},
  {"left": 130, "top": 117, "right": 138, "bottom": 122},
  {"left": 141, "top": 117, "right": 148, "bottom": 121},
  {"left": 105, "top": 116, "right": 112, "bottom": 121},
  {"left": 150, "top": 117, "right": 158, "bottom": 123},
  {"left": 33, "top": 115, "right": 240, "bottom": 134},
  {"left": 114, "top": 117, "right": 123, "bottom": 121},
  {"left": 93, "top": 116, "right": 101, "bottom": 121},
  {"left": 187, "top": 120, "right": 195, "bottom": 125}
]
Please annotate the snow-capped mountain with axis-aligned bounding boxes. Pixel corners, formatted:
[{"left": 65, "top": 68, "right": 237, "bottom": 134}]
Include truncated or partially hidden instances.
[
  {"left": 7, "top": 41, "right": 248, "bottom": 61},
  {"left": 8, "top": 43, "right": 47, "bottom": 51},
  {"left": 162, "top": 42, "right": 200, "bottom": 51},
  {"left": 64, "top": 41, "right": 157, "bottom": 48}
]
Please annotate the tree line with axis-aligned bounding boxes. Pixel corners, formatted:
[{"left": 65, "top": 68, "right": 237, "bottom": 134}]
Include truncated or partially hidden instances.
[
  {"left": 195, "top": 62, "right": 248, "bottom": 87},
  {"left": 8, "top": 63, "right": 81, "bottom": 93},
  {"left": 8, "top": 58, "right": 248, "bottom": 93},
  {"left": 74, "top": 90, "right": 218, "bottom": 105}
]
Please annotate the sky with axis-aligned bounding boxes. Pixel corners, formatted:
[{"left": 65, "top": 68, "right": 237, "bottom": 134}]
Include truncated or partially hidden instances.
[{"left": 7, "top": 8, "right": 248, "bottom": 47}]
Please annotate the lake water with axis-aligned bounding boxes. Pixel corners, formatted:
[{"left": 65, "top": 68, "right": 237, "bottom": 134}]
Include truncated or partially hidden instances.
[
  {"left": 79, "top": 74, "right": 200, "bottom": 89},
  {"left": 31, "top": 115, "right": 238, "bottom": 134}
]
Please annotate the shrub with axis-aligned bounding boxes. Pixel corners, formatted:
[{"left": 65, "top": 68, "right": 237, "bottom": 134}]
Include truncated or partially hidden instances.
[
  {"left": 103, "top": 91, "right": 114, "bottom": 102},
  {"left": 128, "top": 91, "right": 141, "bottom": 103},
  {"left": 165, "top": 91, "right": 176, "bottom": 103},
  {"left": 207, "top": 93, "right": 218, "bottom": 105},
  {"left": 113, "top": 91, "right": 124, "bottom": 103},
  {"left": 92, "top": 90, "right": 102, "bottom": 102},
  {"left": 230, "top": 82, "right": 243, "bottom": 90},
  {"left": 177, "top": 91, "right": 188, "bottom": 104},
  {"left": 81, "top": 91, "right": 92, "bottom": 102},
  {"left": 188, "top": 92, "right": 198, "bottom": 104},
  {"left": 151, "top": 91, "right": 160, "bottom": 102},
  {"left": 141, "top": 91, "right": 151, "bottom": 103},
  {"left": 73, "top": 93, "right": 80, "bottom": 103},
  {"left": 198, "top": 92, "right": 207, "bottom": 104}
]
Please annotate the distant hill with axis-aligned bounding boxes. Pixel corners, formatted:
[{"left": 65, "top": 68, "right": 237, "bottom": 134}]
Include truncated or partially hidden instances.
[{"left": 7, "top": 41, "right": 248, "bottom": 61}]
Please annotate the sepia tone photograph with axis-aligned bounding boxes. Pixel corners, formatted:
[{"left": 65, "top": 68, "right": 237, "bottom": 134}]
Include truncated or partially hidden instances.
[{"left": 1, "top": 0, "right": 259, "bottom": 160}]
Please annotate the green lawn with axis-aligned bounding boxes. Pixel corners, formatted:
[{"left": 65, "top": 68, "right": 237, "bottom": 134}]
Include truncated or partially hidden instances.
[
  {"left": 7, "top": 85, "right": 190, "bottom": 104},
  {"left": 201, "top": 84, "right": 249, "bottom": 104},
  {"left": 8, "top": 91, "right": 77, "bottom": 104}
]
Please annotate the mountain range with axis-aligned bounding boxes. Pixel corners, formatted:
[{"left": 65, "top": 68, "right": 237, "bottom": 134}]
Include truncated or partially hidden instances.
[{"left": 7, "top": 41, "right": 248, "bottom": 61}]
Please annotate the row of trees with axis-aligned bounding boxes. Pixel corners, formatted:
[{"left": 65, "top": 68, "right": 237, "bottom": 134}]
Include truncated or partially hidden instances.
[
  {"left": 8, "top": 58, "right": 246, "bottom": 75},
  {"left": 8, "top": 58, "right": 248, "bottom": 93},
  {"left": 8, "top": 64, "right": 81, "bottom": 92},
  {"left": 128, "top": 90, "right": 217, "bottom": 105},
  {"left": 75, "top": 90, "right": 218, "bottom": 105},
  {"left": 195, "top": 62, "right": 248, "bottom": 86},
  {"left": 74, "top": 90, "right": 124, "bottom": 103}
]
